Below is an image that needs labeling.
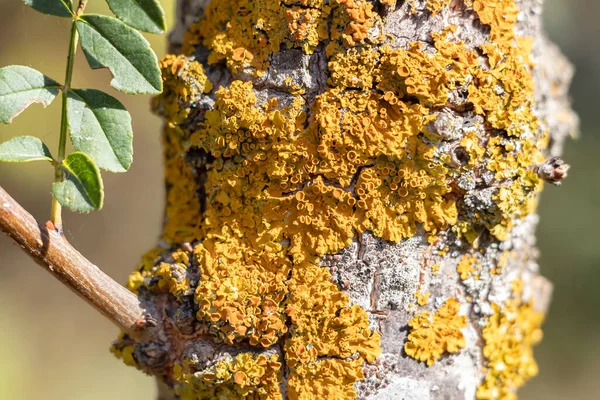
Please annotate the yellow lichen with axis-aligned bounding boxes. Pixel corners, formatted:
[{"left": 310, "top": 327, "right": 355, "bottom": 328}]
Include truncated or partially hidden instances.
[
  {"left": 426, "top": 0, "right": 452, "bottom": 15},
  {"left": 476, "top": 300, "right": 545, "bottom": 400},
  {"left": 193, "top": 240, "right": 290, "bottom": 347},
  {"left": 168, "top": 0, "right": 545, "bottom": 250},
  {"left": 415, "top": 290, "right": 431, "bottom": 306},
  {"left": 330, "top": 0, "right": 378, "bottom": 47},
  {"left": 155, "top": 261, "right": 191, "bottom": 298},
  {"left": 376, "top": 36, "right": 478, "bottom": 108},
  {"left": 154, "top": 55, "right": 213, "bottom": 124},
  {"left": 126, "top": 271, "right": 144, "bottom": 294},
  {"left": 327, "top": 47, "right": 379, "bottom": 90},
  {"left": 494, "top": 251, "right": 514, "bottom": 274},
  {"left": 161, "top": 125, "right": 204, "bottom": 243},
  {"left": 411, "top": 0, "right": 452, "bottom": 15},
  {"left": 147, "top": 56, "right": 214, "bottom": 244},
  {"left": 460, "top": 131, "right": 487, "bottom": 170},
  {"left": 457, "top": 254, "right": 480, "bottom": 280},
  {"left": 110, "top": 333, "right": 137, "bottom": 367},
  {"left": 149, "top": 73, "right": 382, "bottom": 397},
  {"left": 116, "top": 0, "right": 551, "bottom": 397},
  {"left": 174, "top": 353, "right": 283, "bottom": 400},
  {"left": 186, "top": 0, "right": 330, "bottom": 75},
  {"left": 126, "top": 247, "right": 165, "bottom": 294},
  {"left": 287, "top": 358, "right": 365, "bottom": 400},
  {"left": 404, "top": 298, "right": 467, "bottom": 366},
  {"left": 285, "top": 262, "right": 381, "bottom": 367}
]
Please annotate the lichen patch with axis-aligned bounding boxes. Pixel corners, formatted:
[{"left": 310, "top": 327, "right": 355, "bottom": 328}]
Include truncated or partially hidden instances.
[{"left": 113, "top": 0, "right": 554, "bottom": 398}]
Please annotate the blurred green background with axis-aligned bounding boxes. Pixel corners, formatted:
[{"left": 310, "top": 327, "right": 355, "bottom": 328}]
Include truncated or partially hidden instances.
[{"left": 0, "top": 1, "right": 597, "bottom": 399}]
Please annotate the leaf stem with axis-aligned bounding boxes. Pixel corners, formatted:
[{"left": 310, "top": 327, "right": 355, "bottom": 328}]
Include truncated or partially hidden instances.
[{"left": 51, "top": 16, "right": 80, "bottom": 230}]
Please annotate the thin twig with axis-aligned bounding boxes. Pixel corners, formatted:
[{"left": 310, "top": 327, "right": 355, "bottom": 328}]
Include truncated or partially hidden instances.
[{"left": 0, "top": 185, "right": 152, "bottom": 341}]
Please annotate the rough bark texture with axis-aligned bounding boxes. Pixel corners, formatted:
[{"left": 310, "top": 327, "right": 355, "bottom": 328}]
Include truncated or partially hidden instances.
[{"left": 110, "top": 1, "right": 577, "bottom": 399}]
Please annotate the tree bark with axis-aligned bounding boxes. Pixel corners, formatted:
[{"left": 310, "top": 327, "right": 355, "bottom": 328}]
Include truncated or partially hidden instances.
[{"left": 110, "top": 1, "right": 578, "bottom": 399}]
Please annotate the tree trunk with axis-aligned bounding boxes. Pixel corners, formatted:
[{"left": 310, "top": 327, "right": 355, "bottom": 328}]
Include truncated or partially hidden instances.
[{"left": 110, "top": 0, "right": 577, "bottom": 399}]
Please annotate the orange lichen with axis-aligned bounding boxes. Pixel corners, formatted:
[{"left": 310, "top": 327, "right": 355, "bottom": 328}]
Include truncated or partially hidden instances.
[
  {"left": 353, "top": 154, "right": 458, "bottom": 243},
  {"left": 285, "top": 262, "right": 381, "bottom": 366},
  {"left": 476, "top": 300, "right": 545, "bottom": 400},
  {"left": 467, "top": 0, "right": 541, "bottom": 138},
  {"left": 426, "top": 0, "right": 452, "bottom": 15},
  {"left": 193, "top": 240, "right": 290, "bottom": 347},
  {"left": 460, "top": 131, "right": 487, "bottom": 169},
  {"left": 110, "top": 333, "right": 137, "bottom": 367},
  {"left": 162, "top": 125, "right": 204, "bottom": 243},
  {"left": 376, "top": 36, "right": 479, "bottom": 107},
  {"left": 494, "top": 251, "right": 514, "bottom": 274},
  {"left": 174, "top": 353, "right": 283, "bottom": 400},
  {"left": 283, "top": 262, "right": 380, "bottom": 397},
  {"left": 287, "top": 358, "right": 366, "bottom": 400},
  {"left": 457, "top": 254, "right": 480, "bottom": 280},
  {"left": 184, "top": 1, "right": 387, "bottom": 76},
  {"left": 124, "top": 248, "right": 195, "bottom": 302},
  {"left": 154, "top": 55, "right": 213, "bottom": 124},
  {"left": 327, "top": 47, "right": 379, "bottom": 90},
  {"left": 174, "top": 0, "right": 545, "bottom": 246},
  {"left": 404, "top": 298, "right": 467, "bottom": 366},
  {"left": 469, "top": 40, "right": 538, "bottom": 137},
  {"left": 415, "top": 290, "right": 431, "bottom": 306},
  {"left": 155, "top": 262, "right": 191, "bottom": 298},
  {"left": 149, "top": 55, "right": 215, "bottom": 243},
  {"left": 410, "top": 0, "right": 452, "bottom": 15},
  {"left": 186, "top": 0, "right": 330, "bottom": 75},
  {"left": 331, "top": 0, "right": 378, "bottom": 47},
  {"left": 149, "top": 72, "right": 381, "bottom": 397},
  {"left": 470, "top": 0, "right": 519, "bottom": 41},
  {"left": 116, "top": 0, "right": 552, "bottom": 397}
]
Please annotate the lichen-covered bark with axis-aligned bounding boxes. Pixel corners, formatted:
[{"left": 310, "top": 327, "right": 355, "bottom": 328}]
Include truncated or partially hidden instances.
[{"left": 110, "top": 1, "right": 577, "bottom": 399}]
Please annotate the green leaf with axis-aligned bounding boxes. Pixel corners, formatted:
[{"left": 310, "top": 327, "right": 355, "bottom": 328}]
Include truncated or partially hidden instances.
[
  {"left": 76, "top": 14, "right": 162, "bottom": 95},
  {"left": 106, "top": 0, "right": 166, "bottom": 34},
  {"left": 0, "top": 66, "right": 61, "bottom": 124},
  {"left": 52, "top": 152, "right": 104, "bottom": 213},
  {"left": 0, "top": 136, "right": 53, "bottom": 163},
  {"left": 23, "top": 0, "right": 72, "bottom": 17},
  {"left": 67, "top": 89, "right": 133, "bottom": 172}
]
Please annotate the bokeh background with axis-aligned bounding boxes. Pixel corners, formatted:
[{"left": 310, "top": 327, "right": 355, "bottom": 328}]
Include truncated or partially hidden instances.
[{"left": 0, "top": 0, "right": 597, "bottom": 399}]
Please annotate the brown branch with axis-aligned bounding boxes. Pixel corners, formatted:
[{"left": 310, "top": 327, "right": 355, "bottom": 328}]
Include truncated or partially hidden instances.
[{"left": 0, "top": 185, "right": 152, "bottom": 341}]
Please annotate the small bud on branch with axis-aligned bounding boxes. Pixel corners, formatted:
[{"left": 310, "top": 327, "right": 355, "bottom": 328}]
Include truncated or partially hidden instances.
[{"left": 532, "top": 156, "right": 570, "bottom": 186}]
